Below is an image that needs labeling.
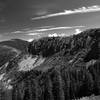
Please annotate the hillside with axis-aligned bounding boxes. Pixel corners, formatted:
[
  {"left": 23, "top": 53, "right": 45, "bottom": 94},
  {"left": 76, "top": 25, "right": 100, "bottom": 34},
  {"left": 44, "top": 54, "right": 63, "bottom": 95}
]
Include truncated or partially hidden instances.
[
  {"left": 0, "top": 39, "right": 28, "bottom": 67},
  {"left": 0, "top": 39, "right": 29, "bottom": 53},
  {"left": 0, "top": 28, "right": 100, "bottom": 100}
]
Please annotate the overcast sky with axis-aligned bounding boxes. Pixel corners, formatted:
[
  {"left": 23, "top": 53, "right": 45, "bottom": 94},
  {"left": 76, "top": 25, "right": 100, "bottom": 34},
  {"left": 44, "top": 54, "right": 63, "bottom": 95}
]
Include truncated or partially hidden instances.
[{"left": 0, "top": 0, "right": 100, "bottom": 41}]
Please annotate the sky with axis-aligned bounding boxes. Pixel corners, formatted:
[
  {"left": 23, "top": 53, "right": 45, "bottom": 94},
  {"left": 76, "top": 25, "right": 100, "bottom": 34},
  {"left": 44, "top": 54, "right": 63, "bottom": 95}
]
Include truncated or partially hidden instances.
[{"left": 0, "top": 0, "right": 100, "bottom": 41}]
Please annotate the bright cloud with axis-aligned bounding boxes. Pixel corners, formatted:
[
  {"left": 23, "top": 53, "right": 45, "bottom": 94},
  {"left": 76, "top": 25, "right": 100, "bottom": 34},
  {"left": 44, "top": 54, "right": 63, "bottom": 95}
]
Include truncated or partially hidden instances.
[
  {"left": 26, "top": 26, "right": 84, "bottom": 36},
  {"left": 11, "top": 26, "right": 84, "bottom": 36},
  {"left": 32, "top": 26, "right": 84, "bottom": 32},
  {"left": 32, "top": 5, "right": 100, "bottom": 20},
  {"left": 27, "top": 32, "right": 43, "bottom": 36},
  {"left": 27, "top": 39, "right": 34, "bottom": 42},
  {"left": 11, "top": 25, "right": 84, "bottom": 37},
  {"left": 48, "top": 33, "right": 68, "bottom": 37},
  {"left": 74, "top": 29, "right": 82, "bottom": 35},
  {"left": 48, "top": 33, "right": 58, "bottom": 37}
]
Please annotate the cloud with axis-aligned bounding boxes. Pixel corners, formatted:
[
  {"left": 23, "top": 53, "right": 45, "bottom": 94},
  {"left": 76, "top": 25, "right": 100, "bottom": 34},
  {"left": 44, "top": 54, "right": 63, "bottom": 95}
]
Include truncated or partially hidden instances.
[
  {"left": 11, "top": 26, "right": 84, "bottom": 36},
  {"left": 27, "top": 26, "right": 84, "bottom": 36},
  {"left": 10, "top": 25, "right": 84, "bottom": 37},
  {"left": 12, "top": 31, "right": 22, "bottom": 34},
  {"left": 11, "top": 26, "right": 53, "bottom": 34},
  {"left": 48, "top": 33, "right": 58, "bottom": 37},
  {"left": 36, "top": 25, "right": 54, "bottom": 29},
  {"left": 48, "top": 28, "right": 83, "bottom": 37},
  {"left": 48, "top": 33, "right": 68, "bottom": 37},
  {"left": 32, "top": 5, "right": 100, "bottom": 20},
  {"left": 36, "top": 10, "right": 48, "bottom": 16},
  {"left": 32, "top": 26, "right": 84, "bottom": 32},
  {"left": 27, "top": 32, "right": 43, "bottom": 36},
  {"left": 74, "top": 29, "right": 82, "bottom": 35},
  {"left": 27, "top": 39, "right": 34, "bottom": 42}
]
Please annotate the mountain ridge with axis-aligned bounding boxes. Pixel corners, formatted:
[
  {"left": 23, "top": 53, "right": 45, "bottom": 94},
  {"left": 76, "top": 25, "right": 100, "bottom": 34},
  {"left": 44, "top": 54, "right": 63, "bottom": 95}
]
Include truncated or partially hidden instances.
[
  {"left": 0, "top": 39, "right": 28, "bottom": 67},
  {"left": 0, "top": 28, "right": 100, "bottom": 100}
]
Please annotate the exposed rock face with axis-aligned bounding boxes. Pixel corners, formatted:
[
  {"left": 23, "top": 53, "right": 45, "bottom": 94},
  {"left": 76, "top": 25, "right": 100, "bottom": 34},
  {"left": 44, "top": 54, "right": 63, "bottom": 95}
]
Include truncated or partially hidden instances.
[{"left": 0, "top": 28, "right": 100, "bottom": 100}]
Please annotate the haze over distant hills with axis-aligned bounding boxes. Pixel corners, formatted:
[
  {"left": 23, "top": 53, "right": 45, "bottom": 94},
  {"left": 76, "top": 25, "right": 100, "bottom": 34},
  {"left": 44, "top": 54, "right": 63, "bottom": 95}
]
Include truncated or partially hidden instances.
[{"left": 0, "top": 39, "right": 28, "bottom": 67}]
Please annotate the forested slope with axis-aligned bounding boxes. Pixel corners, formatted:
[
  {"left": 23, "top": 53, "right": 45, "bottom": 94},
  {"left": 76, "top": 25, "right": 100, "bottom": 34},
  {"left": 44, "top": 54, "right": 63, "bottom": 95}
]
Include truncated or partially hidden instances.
[{"left": 0, "top": 28, "right": 100, "bottom": 100}]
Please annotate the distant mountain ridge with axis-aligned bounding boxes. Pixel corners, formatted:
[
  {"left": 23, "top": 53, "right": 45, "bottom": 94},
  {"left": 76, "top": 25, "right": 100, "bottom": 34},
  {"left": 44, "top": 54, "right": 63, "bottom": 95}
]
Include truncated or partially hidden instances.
[
  {"left": 0, "top": 28, "right": 100, "bottom": 100},
  {"left": 0, "top": 39, "right": 29, "bottom": 52},
  {"left": 0, "top": 39, "right": 29, "bottom": 67}
]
